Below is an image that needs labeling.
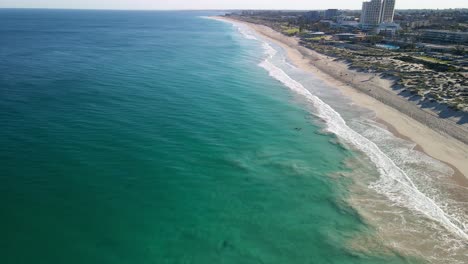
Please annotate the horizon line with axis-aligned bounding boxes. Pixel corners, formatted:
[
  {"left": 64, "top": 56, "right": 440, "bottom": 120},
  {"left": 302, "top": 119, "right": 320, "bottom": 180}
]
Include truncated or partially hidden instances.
[{"left": 1, "top": 7, "right": 467, "bottom": 11}]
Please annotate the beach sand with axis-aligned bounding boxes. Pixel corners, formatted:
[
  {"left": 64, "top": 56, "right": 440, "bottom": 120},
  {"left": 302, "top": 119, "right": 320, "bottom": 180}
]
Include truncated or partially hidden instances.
[{"left": 216, "top": 16, "right": 468, "bottom": 183}]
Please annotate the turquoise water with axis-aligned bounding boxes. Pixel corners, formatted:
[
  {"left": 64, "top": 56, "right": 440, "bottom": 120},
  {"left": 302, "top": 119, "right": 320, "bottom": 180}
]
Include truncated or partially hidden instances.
[
  {"left": 375, "top": 44, "right": 400, "bottom": 50},
  {"left": 0, "top": 10, "right": 417, "bottom": 263}
]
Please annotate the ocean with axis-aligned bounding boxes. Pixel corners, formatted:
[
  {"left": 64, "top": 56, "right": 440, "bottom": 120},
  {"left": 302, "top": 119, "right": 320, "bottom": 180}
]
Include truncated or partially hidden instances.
[{"left": 0, "top": 10, "right": 466, "bottom": 263}]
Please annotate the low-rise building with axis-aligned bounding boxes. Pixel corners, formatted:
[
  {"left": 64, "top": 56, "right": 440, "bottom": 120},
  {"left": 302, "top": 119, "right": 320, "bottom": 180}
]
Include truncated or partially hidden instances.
[
  {"left": 376, "top": 22, "right": 400, "bottom": 36},
  {"left": 325, "top": 9, "right": 339, "bottom": 20},
  {"left": 304, "top": 11, "right": 321, "bottom": 22},
  {"left": 421, "top": 30, "right": 468, "bottom": 44},
  {"left": 405, "top": 20, "right": 431, "bottom": 29},
  {"left": 337, "top": 16, "right": 359, "bottom": 28},
  {"left": 334, "top": 33, "right": 361, "bottom": 40},
  {"left": 308, "top": 32, "right": 326, "bottom": 37}
]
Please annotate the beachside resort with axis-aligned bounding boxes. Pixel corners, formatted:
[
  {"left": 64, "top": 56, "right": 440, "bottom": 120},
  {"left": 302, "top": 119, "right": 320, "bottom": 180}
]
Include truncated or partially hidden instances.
[{"left": 226, "top": 1, "right": 468, "bottom": 113}]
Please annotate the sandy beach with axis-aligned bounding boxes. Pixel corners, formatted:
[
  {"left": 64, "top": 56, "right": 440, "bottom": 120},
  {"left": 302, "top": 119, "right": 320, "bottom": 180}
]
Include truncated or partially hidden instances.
[{"left": 216, "top": 16, "right": 468, "bottom": 183}]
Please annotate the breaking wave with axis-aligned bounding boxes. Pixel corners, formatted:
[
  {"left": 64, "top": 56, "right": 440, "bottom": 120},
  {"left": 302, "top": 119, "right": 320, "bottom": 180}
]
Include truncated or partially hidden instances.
[
  {"left": 236, "top": 25, "right": 257, "bottom": 40},
  {"left": 258, "top": 42, "right": 468, "bottom": 243}
]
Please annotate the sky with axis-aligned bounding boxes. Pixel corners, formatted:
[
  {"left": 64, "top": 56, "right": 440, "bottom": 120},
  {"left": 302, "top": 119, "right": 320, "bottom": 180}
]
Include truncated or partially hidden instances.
[{"left": 0, "top": 0, "right": 466, "bottom": 10}]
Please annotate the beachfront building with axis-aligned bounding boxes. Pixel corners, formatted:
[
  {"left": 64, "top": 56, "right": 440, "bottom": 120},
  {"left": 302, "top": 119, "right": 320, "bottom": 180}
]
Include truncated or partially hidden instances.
[
  {"left": 421, "top": 30, "right": 468, "bottom": 44},
  {"left": 376, "top": 22, "right": 400, "bottom": 36},
  {"left": 399, "top": 20, "right": 432, "bottom": 29},
  {"left": 361, "top": 0, "right": 382, "bottom": 29},
  {"left": 306, "top": 32, "right": 326, "bottom": 37},
  {"left": 337, "top": 16, "right": 360, "bottom": 28},
  {"left": 380, "top": 0, "right": 395, "bottom": 23},
  {"left": 361, "top": 0, "right": 396, "bottom": 29},
  {"left": 334, "top": 33, "right": 362, "bottom": 41}
]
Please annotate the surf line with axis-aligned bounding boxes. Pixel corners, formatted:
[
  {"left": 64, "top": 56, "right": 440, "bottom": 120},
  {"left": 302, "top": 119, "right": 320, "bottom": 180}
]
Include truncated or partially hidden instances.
[
  {"left": 216, "top": 16, "right": 468, "bottom": 242},
  {"left": 257, "top": 40, "right": 468, "bottom": 242}
]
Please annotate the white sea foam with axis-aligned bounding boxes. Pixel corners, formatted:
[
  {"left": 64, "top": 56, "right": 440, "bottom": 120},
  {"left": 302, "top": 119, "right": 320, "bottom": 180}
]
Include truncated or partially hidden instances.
[
  {"left": 200, "top": 16, "right": 258, "bottom": 40},
  {"left": 257, "top": 42, "right": 468, "bottom": 242},
  {"left": 236, "top": 25, "right": 258, "bottom": 40},
  {"left": 282, "top": 58, "right": 297, "bottom": 70},
  {"left": 262, "top": 42, "right": 277, "bottom": 58}
]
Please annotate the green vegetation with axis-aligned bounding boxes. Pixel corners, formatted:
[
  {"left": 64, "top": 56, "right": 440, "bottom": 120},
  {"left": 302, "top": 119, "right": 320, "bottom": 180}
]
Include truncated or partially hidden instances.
[
  {"left": 304, "top": 36, "right": 326, "bottom": 41},
  {"left": 230, "top": 13, "right": 468, "bottom": 113},
  {"left": 282, "top": 27, "right": 300, "bottom": 36},
  {"left": 395, "top": 56, "right": 459, "bottom": 72},
  {"left": 416, "top": 56, "right": 448, "bottom": 64}
]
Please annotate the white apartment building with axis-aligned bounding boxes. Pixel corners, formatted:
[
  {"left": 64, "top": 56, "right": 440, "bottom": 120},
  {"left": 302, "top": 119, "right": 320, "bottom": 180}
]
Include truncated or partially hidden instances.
[
  {"left": 380, "top": 0, "right": 396, "bottom": 23},
  {"left": 361, "top": 0, "right": 395, "bottom": 28},
  {"left": 361, "top": 0, "right": 383, "bottom": 27}
]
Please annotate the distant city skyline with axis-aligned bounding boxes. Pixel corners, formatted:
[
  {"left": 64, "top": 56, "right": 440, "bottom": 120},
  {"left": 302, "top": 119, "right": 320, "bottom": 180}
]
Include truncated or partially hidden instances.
[{"left": 0, "top": 0, "right": 466, "bottom": 10}]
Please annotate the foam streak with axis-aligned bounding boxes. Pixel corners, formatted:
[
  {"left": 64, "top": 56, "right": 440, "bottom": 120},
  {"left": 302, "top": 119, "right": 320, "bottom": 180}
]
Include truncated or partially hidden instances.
[{"left": 258, "top": 50, "right": 468, "bottom": 242}]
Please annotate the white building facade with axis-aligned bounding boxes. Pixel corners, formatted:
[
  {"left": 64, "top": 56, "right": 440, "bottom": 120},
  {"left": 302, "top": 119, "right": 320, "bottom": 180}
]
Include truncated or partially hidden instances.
[
  {"left": 380, "top": 0, "right": 396, "bottom": 23},
  {"left": 361, "top": 0, "right": 396, "bottom": 29},
  {"left": 361, "top": 0, "right": 382, "bottom": 27}
]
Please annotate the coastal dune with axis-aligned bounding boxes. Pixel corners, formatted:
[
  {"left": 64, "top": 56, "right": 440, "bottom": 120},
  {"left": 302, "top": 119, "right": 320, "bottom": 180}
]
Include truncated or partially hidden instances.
[{"left": 216, "top": 16, "right": 468, "bottom": 182}]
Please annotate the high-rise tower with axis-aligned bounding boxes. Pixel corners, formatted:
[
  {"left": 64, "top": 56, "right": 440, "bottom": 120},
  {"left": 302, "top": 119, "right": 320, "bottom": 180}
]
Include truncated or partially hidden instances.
[
  {"left": 361, "top": 0, "right": 382, "bottom": 26},
  {"left": 361, "top": 0, "right": 396, "bottom": 28},
  {"left": 380, "top": 0, "right": 396, "bottom": 23}
]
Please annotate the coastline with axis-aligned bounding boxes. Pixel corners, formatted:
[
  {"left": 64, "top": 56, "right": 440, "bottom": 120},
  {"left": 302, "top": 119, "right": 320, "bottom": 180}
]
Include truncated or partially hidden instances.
[{"left": 215, "top": 16, "right": 468, "bottom": 181}]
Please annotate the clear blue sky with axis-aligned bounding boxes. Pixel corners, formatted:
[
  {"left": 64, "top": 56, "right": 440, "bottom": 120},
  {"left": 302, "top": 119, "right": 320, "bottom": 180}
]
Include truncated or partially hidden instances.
[{"left": 0, "top": 0, "right": 466, "bottom": 10}]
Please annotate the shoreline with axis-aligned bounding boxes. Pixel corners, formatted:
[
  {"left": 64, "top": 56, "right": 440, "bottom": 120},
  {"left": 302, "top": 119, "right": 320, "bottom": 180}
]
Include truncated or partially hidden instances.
[
  {"left": 215, "top": 16, "right": 468, "bottom": 181},
  {"left": 376, "top": 117, "right": 468, "bottom": 187}
]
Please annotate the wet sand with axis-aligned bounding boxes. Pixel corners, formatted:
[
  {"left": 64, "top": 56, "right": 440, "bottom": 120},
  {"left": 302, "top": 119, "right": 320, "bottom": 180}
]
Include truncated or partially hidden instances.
[{"left": 216, "top": 16, "right": 468, "bottom": 182}]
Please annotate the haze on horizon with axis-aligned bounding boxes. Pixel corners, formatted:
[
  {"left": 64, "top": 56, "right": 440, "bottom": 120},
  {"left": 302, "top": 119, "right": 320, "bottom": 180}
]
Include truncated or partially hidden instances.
[{"left": 0, "top": 0, "right": 466, "bottom": 10}]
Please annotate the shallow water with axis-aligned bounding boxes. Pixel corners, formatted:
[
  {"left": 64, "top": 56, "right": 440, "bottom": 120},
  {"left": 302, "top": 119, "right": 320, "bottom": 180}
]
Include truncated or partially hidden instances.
[
  {"left": 0, "top": 9, "right": 464, "bottom": 264},
  {"left": 224, "top": 20, "right": 468, "bottom": 263},
  {"left": 0, "top": 10, "right": 398, "bottom": 264}
]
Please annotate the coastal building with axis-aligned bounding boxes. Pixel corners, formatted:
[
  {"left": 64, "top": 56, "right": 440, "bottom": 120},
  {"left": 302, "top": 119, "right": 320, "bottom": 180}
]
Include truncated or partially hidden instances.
[
  {"left": 421, "top": 30, "right": 468, "bottom": 44},
  {"left": 308, "top": 32, "right": 326, "bottom": 37},
  {"left": 334, "top": 33, "right": 362, "bottom": 41},
  {"left": 304, "top": 11, "right": 321, "bottom": 22},
  {"left": 361, "top": 0, "right": 382, "bottom": 28},
  {"left": 376, "top": 22, "right": 400, "bottom": 36},
  {"left": 325, "top": 9, "right": 339, "bottom": 19},
  {"left": 380, "top": 0, "right": 395, "bottom": 23},
  {"left": 399, "top": 20, "right": 431, "bottom": 29},
  {"left": 240, "top": 10, "right": 256, "bottom": 16},
  {"left": 361, "top": 0, "right": 396, "bottom": 29},
  {"left": 337, "top": 16, "right": 360, "bottom": 28}
]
